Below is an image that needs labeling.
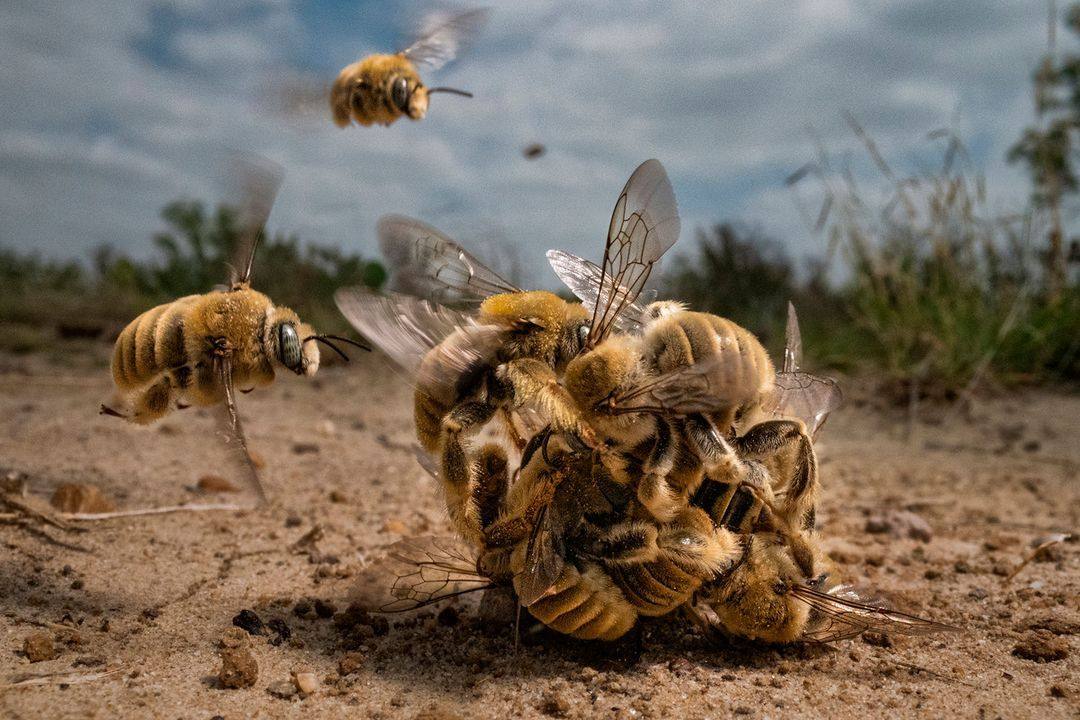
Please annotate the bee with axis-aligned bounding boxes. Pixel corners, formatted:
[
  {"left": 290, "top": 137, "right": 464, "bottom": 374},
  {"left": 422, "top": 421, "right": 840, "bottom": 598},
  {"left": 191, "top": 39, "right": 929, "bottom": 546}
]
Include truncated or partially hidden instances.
[
  {"left": 101, "top": 158, "right": 369, "bottom": 503},
  {"left": 330, "top": 8, "right": 488, "bottom": 127},
  {"left": 334, "top": 159, "right": 679, "bottom": 541}
]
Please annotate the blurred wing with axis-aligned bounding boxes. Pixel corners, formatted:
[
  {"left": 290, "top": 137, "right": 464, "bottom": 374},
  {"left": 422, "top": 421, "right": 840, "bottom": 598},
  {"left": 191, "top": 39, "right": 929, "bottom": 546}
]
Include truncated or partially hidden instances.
[
  {"left": 227, "top": 155, "right": 283, "bottom": 288},
  {"left": 379, "top": 536, "right": 496, "bottom": 612},
  {"left": 784, "top": 301, "right": 802, "bottom": 374},
  {"left": 378, "top": 214, "right": 520, "bottom": 306},
  {"left": 610, "top": 344, "right": 759, "bottom": 416},
  {"left": 214, "top": 356, "right": 267, "bottom": 505},
  {"left": 516, "top": 505, "right": 566, "bottom": 608},
  {"left": 333, "top": 287, "right": 504, "bottom": 382},
  {"left": 400, "top": 7, "right": 490, "bottom": 70},
  {"left": 765, "top": 372, "right": 842, "bottom": 437},
  {"left": 546, "top": 249, "right": 647, "bottom": 333},
  {"left": 587, "top": 159, "right": 680, "bottom": 345},
  {"left": 793, "top": 584, "right": 957, "bottom": 643}
]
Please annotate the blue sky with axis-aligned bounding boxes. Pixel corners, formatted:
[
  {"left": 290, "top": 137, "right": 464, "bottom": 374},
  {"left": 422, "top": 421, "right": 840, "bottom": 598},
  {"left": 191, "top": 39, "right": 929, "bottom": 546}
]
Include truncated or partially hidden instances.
[{"left": 0, "top": 1, "right": 1066, "bottom": 286}]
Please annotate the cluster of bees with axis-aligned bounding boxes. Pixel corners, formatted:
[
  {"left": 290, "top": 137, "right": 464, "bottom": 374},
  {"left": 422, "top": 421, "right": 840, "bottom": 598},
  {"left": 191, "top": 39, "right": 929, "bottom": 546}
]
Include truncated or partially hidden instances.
[
  {"left": 338, "top": 160, "right": 953, "bottom": 646},
  {"left": 100, "top": 9, "right": 953, "bottom": 647}
]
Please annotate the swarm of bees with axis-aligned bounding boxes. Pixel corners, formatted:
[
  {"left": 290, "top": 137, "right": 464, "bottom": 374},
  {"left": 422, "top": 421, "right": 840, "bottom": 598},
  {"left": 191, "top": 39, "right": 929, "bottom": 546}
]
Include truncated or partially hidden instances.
[
  {"left": 101, "top": 158, "right": 369, "bottom": 504},
  {"left": 336, "top": 159, "right": 957, "bottom": 645}
]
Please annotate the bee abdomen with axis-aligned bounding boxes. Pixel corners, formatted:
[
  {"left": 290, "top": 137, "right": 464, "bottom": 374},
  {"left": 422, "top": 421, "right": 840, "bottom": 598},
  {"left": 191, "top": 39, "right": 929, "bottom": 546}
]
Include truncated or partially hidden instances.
[
  {"left": 609, "top": 560, "right": 699, "bottom": 616},
  {"left": 524, "top": 563, "right": 637, "bottom": 641},
  {"left": 112, "top": 299, "right": 193, "bottom": 390}
]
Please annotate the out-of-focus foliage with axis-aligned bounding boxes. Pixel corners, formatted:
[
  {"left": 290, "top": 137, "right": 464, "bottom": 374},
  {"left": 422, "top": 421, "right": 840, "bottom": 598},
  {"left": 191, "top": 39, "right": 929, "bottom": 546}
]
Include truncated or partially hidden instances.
[{"left": 0, "top": 200, "right": 385, "bottom": 351}]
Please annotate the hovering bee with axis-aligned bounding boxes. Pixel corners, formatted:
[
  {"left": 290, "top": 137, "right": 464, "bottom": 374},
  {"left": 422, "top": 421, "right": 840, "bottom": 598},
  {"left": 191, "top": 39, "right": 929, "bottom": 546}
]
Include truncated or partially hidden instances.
[
  {"left": 101, "top": 158, "right": 369, "bottom": 503},
  {"left": 330, "top": 8, "right": 489, "bottom": 127},
  {"left": 334, "top": 159, "right": 679, "bottom": 542}
]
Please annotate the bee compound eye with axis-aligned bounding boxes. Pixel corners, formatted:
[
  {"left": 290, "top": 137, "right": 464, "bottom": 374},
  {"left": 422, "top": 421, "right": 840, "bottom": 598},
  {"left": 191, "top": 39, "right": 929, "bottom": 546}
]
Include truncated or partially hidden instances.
[
  {"left": 391, "top": 76, "right": 409, "bottom": 111},
  {"left": 277, "top": 323, "right": 302, "bottom": 371}
]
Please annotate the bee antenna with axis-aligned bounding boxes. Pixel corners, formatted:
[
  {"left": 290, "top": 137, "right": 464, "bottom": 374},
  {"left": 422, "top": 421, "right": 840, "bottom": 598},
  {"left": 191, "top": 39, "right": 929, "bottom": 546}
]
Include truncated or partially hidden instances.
[
  {"left": 319, "top": 334, "right": 371, "bottom": 352},
  {"left": 302, "top": 335, "right": 350, "bottom": 362},
  {"left": 427, "top": 87, "right": 474, "bottom": 98}
]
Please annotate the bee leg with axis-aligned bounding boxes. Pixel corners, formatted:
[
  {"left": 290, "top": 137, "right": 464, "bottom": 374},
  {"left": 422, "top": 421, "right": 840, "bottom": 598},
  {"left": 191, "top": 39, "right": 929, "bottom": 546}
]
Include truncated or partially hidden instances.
[
  {"left": 130, "top": 376, "right": 176, "bottom": 425},
  {"left": 99, "top": 404, "right": 127, "bottom": 419},
  {"left": 474, "top": 444, "right": 509, "bottom": 531},
  {"left": 637, "top": 419, "right": 679, "bottom": 522},
  {"left": 440, "top": 400, "right": 500, "bottom": 542},
  {"left": 497, "top": 358, "right": 600, "bottom": 450},
  {"left": 499, "top": 407, "right": 527, "bottom": 452},
  {"left": 575, "top": 519, "right": 660, "bottom": 566},
  {"left": 680, "top": 601, "right": 732, "bottom": 646},
  {"left": 737, "top": 420, "right": 818, "bottom": 531},
  {"left": 484, "top": 462, "right": 568, "bottom": 548}
]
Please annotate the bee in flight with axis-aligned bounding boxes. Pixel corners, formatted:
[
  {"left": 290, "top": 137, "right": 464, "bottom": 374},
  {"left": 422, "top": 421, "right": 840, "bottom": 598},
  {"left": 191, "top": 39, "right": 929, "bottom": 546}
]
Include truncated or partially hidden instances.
[
  {"left": 330, "top": 7, "right": 489, "bottom": 127},
  {"left": 101, "top": 158, "right": 369, "bottom": 503}
]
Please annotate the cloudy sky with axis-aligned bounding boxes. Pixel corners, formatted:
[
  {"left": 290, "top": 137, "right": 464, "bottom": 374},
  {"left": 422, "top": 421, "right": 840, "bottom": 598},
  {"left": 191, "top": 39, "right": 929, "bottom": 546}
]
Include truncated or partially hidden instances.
[{"left": 0, "top": 1, "right": 1065, "bottom": 286}]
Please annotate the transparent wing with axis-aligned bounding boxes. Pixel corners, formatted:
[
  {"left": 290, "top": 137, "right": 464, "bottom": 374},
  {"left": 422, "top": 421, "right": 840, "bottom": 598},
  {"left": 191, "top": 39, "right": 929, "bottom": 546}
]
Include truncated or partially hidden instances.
[
  {"left": 765, "top": 372, "right": 843, "bottom": 437},
  {"left": 794, "top": 584, "right": 957, "bottom": 643},
  {"left": 587, "top": 159, "right": 680, "bottom": 345},
  {"left": 333, "top": 287, "right": 504, "bottom": 383},
  {"left": 378, "top": 215, "right": 520, "bottom": 306},
  {"left": 784, "top": 301, "right": 802, "bottom": 374},
  {"left": 607, "top": 344, "right": 759, "bottom": 417},
  {"left": 516, "top": 505, "right": 566, "bottom": 608},
  {"left": 546, "top": 249, "right": 648, "bottom": 333},
  {"left": 377, "top": 536, "right": 497, "bottom": 612},
  {"left": 226, "top": 155, "right": 283, "bottom": 288},
  {"left": 399, "top": 7, "right": 491, "bottom": 70}
]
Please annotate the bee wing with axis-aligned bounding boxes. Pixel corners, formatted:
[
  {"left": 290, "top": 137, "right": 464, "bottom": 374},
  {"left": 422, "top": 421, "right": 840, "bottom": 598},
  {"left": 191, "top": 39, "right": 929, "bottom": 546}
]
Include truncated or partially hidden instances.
[
  {"left": 792, "top": 583, "right": 958, "bottom": 643},
  {"left": 226, "top": 155, "right": 283, "bottom": 288},
  {"left": 610, "top": 343, "right": 759, "bottom": 416},
  {"left": 372, "top": 536, "right": 497, "bottom": 613},
  {"left": 213, "top": 355, "right": 267, "bottom": 505},
  {"left": 765, "top": 372, "right": 843, "bottom": 437},
  {"left": 333, "top": 286, "right": 504, "bottom": 383},
  {"left": 546, "top": 249, "right": 649, "bottom": 333},
  {"left": 516, "top": 504, "right": 566, "bottom": 608},
  {"left": 587, "top": 159, "right": 680, "bottom": 346},
  {"left": 378, "top": 214, "right": 520, "bottom": 306},
  {"left": 783, "top": 301, "right": 803, "bottom": 374},
  {"left": 399, "top": 7, "right": 491, "bottom": 70}
]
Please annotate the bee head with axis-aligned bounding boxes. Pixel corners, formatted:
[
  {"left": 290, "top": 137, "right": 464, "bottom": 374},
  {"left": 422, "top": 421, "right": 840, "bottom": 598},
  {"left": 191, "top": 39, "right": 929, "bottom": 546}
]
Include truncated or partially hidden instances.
[
  {"left": 704, "top": 534, "right": 819, "bottom": 644},
  {"left": 390, "top": 75, "right": 428, "bottom": 119},
  {"left": 266, "top": 308, "right": 320, "bottom": 376}
]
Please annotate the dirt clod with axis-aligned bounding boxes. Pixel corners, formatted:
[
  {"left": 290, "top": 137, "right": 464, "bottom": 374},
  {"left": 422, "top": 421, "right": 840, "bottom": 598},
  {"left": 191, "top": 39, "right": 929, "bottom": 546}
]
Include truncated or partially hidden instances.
[
  {"left": 437, "top": 606, "right": 460, "bottom": 627},
  {"left": 864, "top": 510, "right": 932, "bottom": 542},
  {"left": 218, "top": 647, "right": 258, "bottom": 689},
  {"left": 381, "top": 519, "right": 408, "bottom": 534},
  {"left": 197, "top": 475, "right": 239, "bottom": 493},
  {"left": 232, "top": 609, "right": 265, "bottom": 636},
  {"left": 23, "top": 632, "right": 56, "bottom": 662},
  {"left": 292, "top": 442, "right": 320, "bottom": 455},
  {"left": 267, "top": 618, "right": 291, "bottom": 646},
  {"left": 314, "top": 599, "right": 336, "bottom": 619},
  {"left": 862, "top": 631, "right": 893, "bottom": 648},
  {"left": 539, "top": 689, "right": 571, "bottom": 717},
  {"left": 267, "top": 680, "right": 297, "bottom": 699},
  {"left": 337, "top": 652, "right": 364, "bottom": 676},
  {"left": 219, "top": 627, "right": 250, "bottom": 649},
  {"left": 49, "top": 483, "right": 114, "bottom": 513},
  {"left": 1012, "top": 631, "right": 1069, "bottom": 663}
]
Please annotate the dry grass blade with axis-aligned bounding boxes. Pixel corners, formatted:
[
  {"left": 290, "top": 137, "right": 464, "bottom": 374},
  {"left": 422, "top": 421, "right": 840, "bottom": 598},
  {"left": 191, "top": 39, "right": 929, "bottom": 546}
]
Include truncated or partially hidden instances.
[
  {"left": 61, "top": 503, "right": 245, "bottom": 521},
  {"left": 0, "top": 494, "right": 81, "bottom": 533},
  {"left": 1, "top": 666, "right": 125, "bottom": 691},
  {"left": 1003, "top": 533, "right": 1071, "bottom": 584}
]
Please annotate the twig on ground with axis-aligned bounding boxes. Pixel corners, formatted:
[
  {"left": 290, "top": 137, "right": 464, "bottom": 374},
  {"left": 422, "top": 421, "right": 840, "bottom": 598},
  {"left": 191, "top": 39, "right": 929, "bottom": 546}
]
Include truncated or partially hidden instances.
[
  {"left": 61, "top": 503, "right": 245, "bottom": 521},
  {"left": 1, "top": 666, "right": 125, "bottom": 691},
  {"left": 1004, "top": 534, "right": 1071, "bottom": 584},
  {"left": 888, "top": 659, "right": 978, "bottom": 688},
  {"left": 0, "top": 495, "right": 81, "bottom": 533}
]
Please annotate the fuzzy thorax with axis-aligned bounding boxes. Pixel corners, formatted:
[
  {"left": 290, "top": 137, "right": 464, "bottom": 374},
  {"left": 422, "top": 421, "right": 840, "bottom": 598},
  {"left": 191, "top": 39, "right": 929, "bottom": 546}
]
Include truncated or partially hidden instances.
[{"left": 479, "top": 291, "right": 588, "bottom": 367}]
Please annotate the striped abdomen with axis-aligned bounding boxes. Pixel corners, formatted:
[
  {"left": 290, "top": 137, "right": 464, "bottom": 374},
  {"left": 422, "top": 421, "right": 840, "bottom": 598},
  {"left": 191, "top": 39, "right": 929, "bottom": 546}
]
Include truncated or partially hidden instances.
[
  {"left": 111, "top": 296, "right": 199, "bottom": 390},
  {"left": 518, "top": 561, "right": 638, "bottom": 641},
  {"left": 644, "top": 311, "right": 774, "bottom": 431}
]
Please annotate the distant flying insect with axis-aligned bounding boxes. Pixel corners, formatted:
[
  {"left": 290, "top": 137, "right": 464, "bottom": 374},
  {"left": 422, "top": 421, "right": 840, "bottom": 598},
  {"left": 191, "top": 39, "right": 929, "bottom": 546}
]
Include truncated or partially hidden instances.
[
  {"left": 522, "top": 143, "right": 546, "bottom": 160},
  {"left": 102, "top": 158, "right": 369, "bottom": 503},
  {"left": 330, "top": 8, "right": 489, "bottom": 127}
]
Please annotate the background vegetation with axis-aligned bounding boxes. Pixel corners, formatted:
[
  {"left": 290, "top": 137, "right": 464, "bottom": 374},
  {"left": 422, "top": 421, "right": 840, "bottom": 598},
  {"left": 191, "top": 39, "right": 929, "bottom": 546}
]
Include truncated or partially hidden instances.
[{"left": 3, "top": 7, "right": 1079, "bottom": 395}]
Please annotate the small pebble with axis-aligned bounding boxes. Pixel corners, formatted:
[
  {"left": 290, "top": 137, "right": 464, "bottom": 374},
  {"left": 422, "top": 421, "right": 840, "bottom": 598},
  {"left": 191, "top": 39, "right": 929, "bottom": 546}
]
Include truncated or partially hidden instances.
[
  {"left": 1013, "top": 631, "right": 1069, "bottom": 663},
  {"left": 338, "top": 652, "right": 364, "bottom": 676},
  {"left": 50, "top": 483, "right": 114, "bottom": 513},
  {"left": 232, "top": 609, "right": 265, "bottom": 636},
  {"left": 267, "top": 680, "right": 297, "bottom": 699},
  {"left": 292, "top": 670, "right": 318, "bottom": 696},
  {"left": 197, "top": 475, "right": 239, "bottom": 493},
  {"left": 292, "top": 443, "right": 320, "bottom": 455}
]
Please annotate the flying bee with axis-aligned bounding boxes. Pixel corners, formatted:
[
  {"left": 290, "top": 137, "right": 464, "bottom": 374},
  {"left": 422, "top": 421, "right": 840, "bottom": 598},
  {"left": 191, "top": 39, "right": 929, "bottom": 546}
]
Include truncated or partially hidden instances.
[
  {"left": 335, "top": 159, "right": 680, "bottom": 542},
  {"left": 101, "top": 158, "right": 369, "bottom": 503},
  {"left": 329, "top": 8, "right": 489, "bottom": 127}
]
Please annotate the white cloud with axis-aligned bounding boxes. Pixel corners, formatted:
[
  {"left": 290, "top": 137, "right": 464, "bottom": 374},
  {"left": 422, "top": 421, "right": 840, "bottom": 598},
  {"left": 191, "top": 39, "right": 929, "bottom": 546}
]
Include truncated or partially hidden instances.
[{"left": 0, "top": 0, "right": 1063, "bottom": 287}]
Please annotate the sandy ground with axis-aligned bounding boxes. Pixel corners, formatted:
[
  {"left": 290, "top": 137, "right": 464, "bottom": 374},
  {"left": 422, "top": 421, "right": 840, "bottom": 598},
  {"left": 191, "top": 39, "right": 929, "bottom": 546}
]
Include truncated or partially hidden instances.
[{"left": 0, "top": 347, "right": 1077, "bottom": 719}]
